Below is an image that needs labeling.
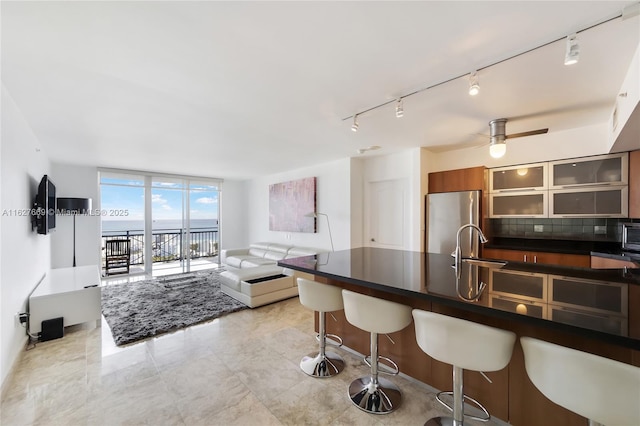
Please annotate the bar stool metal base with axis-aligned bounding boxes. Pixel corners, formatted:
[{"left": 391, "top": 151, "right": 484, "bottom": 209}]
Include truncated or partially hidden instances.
[
  {"left": 300, "top": 351, "right": 344, "bottom": 378},
  {"left": 348, "top": 376, "right": 402, "bottom": 414},
  {"left": 435, "top": 391, "right": 490, "bottom": 422},
  {"left": 425, "top": 416, "right": 460, "bottom": 426}
]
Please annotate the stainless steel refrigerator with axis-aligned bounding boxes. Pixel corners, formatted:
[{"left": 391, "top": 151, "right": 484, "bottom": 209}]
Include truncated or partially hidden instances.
[{"left": 426, "top": 190, "right": 481, "bottom": 257}]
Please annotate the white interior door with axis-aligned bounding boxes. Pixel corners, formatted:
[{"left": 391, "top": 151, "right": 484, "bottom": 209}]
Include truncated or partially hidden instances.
[{"left": 367, "top": 179, "right": 406, "bottom": 249}]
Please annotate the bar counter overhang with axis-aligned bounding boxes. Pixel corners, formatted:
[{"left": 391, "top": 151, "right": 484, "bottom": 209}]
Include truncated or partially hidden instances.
[
  {"left": 279, "top": 248, "right": 640, "bottom": 350},
  {"left": 279, "top": 248, "right": 640, "bottom": 426}
]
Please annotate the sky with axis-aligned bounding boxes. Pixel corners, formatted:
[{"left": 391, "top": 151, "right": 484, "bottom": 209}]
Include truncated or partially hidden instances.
[{"left": 100, "top": 178, "right": 219, "bottom": 222}]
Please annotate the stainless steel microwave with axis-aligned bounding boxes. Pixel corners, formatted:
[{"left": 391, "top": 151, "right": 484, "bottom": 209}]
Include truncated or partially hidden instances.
[{"left": 622, "top": 223, "right": 640, "bottom": 252}]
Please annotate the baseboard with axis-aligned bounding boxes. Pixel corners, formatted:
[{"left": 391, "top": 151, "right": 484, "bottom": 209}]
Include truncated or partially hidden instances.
[{"left": 0, "top": 334, "right": 29, "bottom": 402}]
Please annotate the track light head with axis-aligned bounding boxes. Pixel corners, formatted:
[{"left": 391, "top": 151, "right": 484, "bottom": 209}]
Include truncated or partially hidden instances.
[
  {"left": 564, "top": 33, "right": 579, "bottom": 66},
  {"left": 395, "top": 98, "right": 404, "bottom": 118},
  {"left": 351, "top": 115, "right": 359, "bottom": 132},
  {"left": 468, "top": 71, "right": 480, "bottom": 96}
]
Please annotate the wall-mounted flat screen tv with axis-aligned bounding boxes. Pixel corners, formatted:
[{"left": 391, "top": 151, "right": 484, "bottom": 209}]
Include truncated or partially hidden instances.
[{"left": 33, "top": 174, "right": 56, "bottom": 234}]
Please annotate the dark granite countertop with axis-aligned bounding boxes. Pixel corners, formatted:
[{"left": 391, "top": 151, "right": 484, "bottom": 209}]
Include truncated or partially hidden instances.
[{"left": 279, "top": 248, "right": 640, "bottom": 350}]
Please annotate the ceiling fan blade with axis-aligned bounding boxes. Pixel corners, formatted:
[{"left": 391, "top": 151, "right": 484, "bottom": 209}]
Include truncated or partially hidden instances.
[{"left": 505, "top": 128, "right": 549, "bottom": 139}]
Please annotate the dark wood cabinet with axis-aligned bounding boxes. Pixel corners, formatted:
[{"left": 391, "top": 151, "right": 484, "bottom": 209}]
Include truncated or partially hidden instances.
[
  {"left": 314, "top": 275, "right": 639, "bottom": 426},
  {"left": 629, "top": 150, "right": 640, "bottom": 218},
  {"left": 591, "top": 255, "right": 638, "bottom": 269},
  {"left": 428, "top": 166, "right": 485, "bottom": 193},
  {"left": 483, "top": 248, "right": 590, "bottom": 268}
]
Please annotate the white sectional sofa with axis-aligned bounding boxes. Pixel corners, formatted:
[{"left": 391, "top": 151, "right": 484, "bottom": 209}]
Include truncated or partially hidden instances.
[
  {"left": 221, "top": 242, "right": 319, "bottom": 269},
  {"left": 219, "top": 242, "right": 319, "bottom": 308}
]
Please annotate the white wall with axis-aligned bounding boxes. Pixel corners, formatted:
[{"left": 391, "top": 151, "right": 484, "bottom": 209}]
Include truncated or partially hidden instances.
[
  {"left": 244, "top": 158, "right": 352, "bottom": 251},
  {"left": 50, "top": 163, "right": 101, "bottom": 268},
  {"left": 220, "top": 179, "right": 248, "bottom": 250},
  {"left": 1, "top": 86, "right": 51, "bottom": 387},
  {"left": 349, "top": 158, "right": 364, "bottom": 248}
]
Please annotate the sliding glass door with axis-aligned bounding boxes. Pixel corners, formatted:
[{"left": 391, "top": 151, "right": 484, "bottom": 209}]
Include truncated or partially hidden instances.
[
  {"left": 151, "top": 178, "right": 187, "bottom": 275},
  {"left": 188, "top": 181, "right": 220, "bottom": 272},
  {"left": 100, "top": 171, "right": 221, "bottom": 277}
]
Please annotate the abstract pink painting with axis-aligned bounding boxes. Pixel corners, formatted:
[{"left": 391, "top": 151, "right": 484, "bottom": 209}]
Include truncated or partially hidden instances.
[{"left": 269, "top": 177, "right": 316, "bottom": 232}]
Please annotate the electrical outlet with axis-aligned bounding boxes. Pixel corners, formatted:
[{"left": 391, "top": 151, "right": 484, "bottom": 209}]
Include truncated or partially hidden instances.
[
  {"left": 594, "top": 226, "right": 606, "bottom": 235},
  {"left": 16, "top": 312, "right": 29, "bottom": 326},
  {"left": 534, "top": 225, "right": 544, "bottom": 233}
]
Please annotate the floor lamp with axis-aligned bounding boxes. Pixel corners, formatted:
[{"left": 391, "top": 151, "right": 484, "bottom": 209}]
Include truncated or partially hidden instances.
[
  {"left": 57, "top": 197, "right": 92, "bottom": 267},
  {"left": 305, "top": 212, "right": 334, "bottom": 252}
]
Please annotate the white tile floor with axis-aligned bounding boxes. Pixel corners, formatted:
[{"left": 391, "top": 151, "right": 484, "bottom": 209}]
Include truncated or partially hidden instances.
[{"left": 1, "top": 288, "right": 507, "bottom": 425}]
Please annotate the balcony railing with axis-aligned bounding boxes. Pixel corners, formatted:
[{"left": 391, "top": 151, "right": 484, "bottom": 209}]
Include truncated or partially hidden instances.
[{"left": 101, "top": 227, "right": 219, "bottom": 269}]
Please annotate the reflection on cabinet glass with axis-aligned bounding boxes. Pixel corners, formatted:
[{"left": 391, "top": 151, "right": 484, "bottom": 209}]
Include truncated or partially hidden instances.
[
  {"left": 549, "top": 275, "right": 628, "bottom": 316},
  {"left": 490, "top": 192, "right": 547, "bottom": 217},
  {"left": 550, "top": 153, "right": 628, "bottom": 188},
  {"left": 490, "top": 269, "right": 547, "bottom": 301},
  {"left": 550, "top": 187, "right": 628, "bottom": 217},
  {"left": 548, "top": 305, "right": 627, "bottom": 336},
  {"left": 491, "top": 163, "right": 546, "bottom": 191},
  {"left": 489, "top": 295, "right": 546, "bottom": 319}
]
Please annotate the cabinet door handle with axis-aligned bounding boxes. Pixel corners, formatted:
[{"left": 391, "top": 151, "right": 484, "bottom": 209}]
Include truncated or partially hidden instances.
[
  {"left": 558, "top": 183, "right": 618, "bottom": 189},
  {"left": 533, "top": 255, "right": 537, "bottom": 263},
  {"left": 524, "top": 254, "right": 527, "bottom": 262},
  {"left": 495, "top": 188, "right": 538, "bottom": 193}
]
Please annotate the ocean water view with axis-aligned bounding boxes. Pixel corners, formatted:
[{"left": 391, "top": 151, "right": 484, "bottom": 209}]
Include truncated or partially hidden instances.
[{"left": 102, "top": 219, "right": 218, "bottom": 234}]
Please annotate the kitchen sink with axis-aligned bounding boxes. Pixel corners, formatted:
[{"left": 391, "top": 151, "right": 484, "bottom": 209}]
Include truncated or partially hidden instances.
[{"left": 461, "top": 258, "right": 507, "bottom": 269}]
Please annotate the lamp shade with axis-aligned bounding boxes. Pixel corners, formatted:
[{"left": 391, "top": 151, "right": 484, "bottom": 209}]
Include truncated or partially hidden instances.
[{"left": 57, "top": 197, "right": 92, "bottom": 214}]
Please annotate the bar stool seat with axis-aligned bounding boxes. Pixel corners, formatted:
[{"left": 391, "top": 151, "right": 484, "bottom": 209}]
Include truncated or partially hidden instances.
[
  {"left": 342, "top": 290, "right": 413, "bottom": 414},
  {"left": 412, "top": 309, "right": 516, "bottom": 425},
  {"left": 297, "top": 278, "right": 345, "bottom": 378},
  {"left": 521, "top": 337, "right": 640, "bottom": 426}
]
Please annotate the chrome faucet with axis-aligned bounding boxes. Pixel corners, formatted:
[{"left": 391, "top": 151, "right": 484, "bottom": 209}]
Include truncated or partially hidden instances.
[{"left": 452, "top": 223, "right": 488, "bottom": 267}]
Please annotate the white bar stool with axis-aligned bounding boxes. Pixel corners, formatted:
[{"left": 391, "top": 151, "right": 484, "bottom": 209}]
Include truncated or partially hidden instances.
[
  {"left": 342, "top": 289, "right": 413, "bottom": 414},
  {"left": 297, "top": 278, "right": 345, "bottom": 378},
  {"left": 412, "top": 309, "right": 516, "bottom": 426},
  {"left": 521, "top": 337, "right": 640, "bottom": 426}
]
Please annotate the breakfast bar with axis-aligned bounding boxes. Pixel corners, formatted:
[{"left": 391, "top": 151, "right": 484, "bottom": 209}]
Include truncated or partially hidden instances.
[{"left": 279, "top": 248, "right": 640, "bottom": 426}]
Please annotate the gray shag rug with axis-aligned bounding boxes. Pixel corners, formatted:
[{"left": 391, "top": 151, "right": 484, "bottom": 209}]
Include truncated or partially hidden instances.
[{"left": 101, "top": 268, "right": 247, "bottom": 345}]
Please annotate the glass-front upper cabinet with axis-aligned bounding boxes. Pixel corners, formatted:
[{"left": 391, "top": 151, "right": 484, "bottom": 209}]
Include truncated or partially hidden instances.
[
  {"left": 490, "top": 162, "right": 547, "bottom": 192},
  {"left": 549, "top": 186, "right": 628, "bottom": 217},
  {"left": 549, "top": 153, "right": 628, "bottom": 189},
  {"left": 490, "top": 191, "right": 548, "bottom": 218}
]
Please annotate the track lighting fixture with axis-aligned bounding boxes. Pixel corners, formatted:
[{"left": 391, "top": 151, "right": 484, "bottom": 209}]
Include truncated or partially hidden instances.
[
  {"left": 564, "top": 33, "right": 579, "bottom": 65},
  {"left": 395, "top": 98, "right": 404, "bottom": 118},
  {"left": 344, "top": 13, "right": 616, "bottom": 130},
  {"left": 468, "top": 71, "right": 480, "bottom": 96}
]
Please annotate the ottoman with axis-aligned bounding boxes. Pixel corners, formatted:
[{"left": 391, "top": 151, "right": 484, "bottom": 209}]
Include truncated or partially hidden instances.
[{"left": 219, "top": 265, "right": 297, "bottom": 308}]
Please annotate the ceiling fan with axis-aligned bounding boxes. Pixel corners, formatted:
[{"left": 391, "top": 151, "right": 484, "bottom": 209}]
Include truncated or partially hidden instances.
[{"left": 486, "top": 118, "right": 549, "bottom": 158}]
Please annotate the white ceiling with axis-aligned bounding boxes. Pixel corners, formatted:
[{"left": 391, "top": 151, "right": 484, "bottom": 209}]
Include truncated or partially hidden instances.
[{"left": 2, "top": 1, "right": 639, "bottom": 180}]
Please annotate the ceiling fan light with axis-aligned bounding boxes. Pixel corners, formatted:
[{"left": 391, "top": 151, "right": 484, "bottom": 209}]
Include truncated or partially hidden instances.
[
  {"left": 395, "top": 98, "right": 404, "bottom": 118},
  {"left": 564, "top": 33, "right": 579, "bottom": 66},
  {"left": 489, "top": 139, "right": 506, "bottom": 158},
  {"left": 351, "top": 115, "right": 359, "bottom": 132}
]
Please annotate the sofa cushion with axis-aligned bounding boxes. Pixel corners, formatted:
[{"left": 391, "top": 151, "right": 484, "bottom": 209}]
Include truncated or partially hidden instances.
[
  {"left": 241, "top": 258, "right": 277, "bottom": 267},
  {"left": 286, "top": 247, "right": 319, "bottom": 258},
  {"left": 267, "top": 243, "right": 292, "bottom": 253},
  {"left": 250, "top": 242, "right": 273, "bottom": 250},
  {"left": 225, "top": 254, "right": 272, "bottom": 268},
  {"left": 248, "top": 247, "right": 269, "bottom": 258}
]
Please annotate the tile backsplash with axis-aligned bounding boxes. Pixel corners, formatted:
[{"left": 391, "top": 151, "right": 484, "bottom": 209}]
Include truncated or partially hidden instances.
[{"left": 488, "top": 218, "right": 640, "bottom": 242}]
